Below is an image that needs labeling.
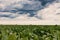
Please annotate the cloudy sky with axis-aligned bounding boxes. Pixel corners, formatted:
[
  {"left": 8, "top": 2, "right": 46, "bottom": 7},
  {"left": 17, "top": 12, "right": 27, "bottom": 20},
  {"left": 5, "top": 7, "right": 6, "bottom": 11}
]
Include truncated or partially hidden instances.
[{"left": 0, "top": 0, "right": 60, "bottom": 25}]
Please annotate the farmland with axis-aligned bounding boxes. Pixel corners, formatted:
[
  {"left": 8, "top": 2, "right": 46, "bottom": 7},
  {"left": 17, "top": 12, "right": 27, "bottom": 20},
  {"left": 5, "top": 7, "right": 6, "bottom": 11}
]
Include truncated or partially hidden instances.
[{"left": 0, "top": 25, "right": 60, "bottom": 40}]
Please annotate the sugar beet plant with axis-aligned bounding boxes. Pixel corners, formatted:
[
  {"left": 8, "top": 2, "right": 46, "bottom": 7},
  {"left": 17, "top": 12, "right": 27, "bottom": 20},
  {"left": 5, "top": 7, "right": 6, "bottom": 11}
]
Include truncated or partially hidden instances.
[{"left": 0, "top": 25, "right": 60, "bottom": 40}]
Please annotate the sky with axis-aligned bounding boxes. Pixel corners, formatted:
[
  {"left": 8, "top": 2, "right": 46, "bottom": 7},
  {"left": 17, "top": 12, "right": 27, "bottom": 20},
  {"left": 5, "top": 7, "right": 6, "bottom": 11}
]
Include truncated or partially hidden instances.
[{"left": 0, "top": 0, "right": 60, "bottom": 25}]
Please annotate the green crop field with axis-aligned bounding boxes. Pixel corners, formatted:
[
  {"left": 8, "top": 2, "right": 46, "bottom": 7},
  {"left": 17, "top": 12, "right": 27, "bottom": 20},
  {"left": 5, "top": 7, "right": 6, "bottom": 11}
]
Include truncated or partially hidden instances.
[{"left": 0, "top": 25, "right": 60, "bottom": 40}]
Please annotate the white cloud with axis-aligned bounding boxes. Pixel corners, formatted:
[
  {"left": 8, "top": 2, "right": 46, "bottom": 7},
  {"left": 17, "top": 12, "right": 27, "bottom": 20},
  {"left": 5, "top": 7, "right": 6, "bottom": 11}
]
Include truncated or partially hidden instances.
[{"left": 0, "top": 0, "right": 60, "bottom": 24}]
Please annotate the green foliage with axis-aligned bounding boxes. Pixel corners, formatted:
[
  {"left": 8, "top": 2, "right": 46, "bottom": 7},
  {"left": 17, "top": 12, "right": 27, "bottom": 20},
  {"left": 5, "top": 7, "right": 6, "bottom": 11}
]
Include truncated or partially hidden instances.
[{"left": 0, "top": 25, "right": 60, "bottom": 40}]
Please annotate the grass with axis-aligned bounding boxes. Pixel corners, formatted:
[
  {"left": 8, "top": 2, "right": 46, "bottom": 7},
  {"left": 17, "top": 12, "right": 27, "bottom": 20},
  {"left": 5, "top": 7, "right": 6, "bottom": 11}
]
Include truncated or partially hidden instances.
[{"left": 0, "top": 25, "right": 60, "bottom": 40}]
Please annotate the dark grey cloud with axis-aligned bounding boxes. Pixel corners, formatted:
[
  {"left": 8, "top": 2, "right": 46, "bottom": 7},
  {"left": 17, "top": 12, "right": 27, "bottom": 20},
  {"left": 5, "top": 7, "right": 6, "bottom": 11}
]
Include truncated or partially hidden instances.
[{"left": 0, "top": 0, "right": 57, "bottom": 19}]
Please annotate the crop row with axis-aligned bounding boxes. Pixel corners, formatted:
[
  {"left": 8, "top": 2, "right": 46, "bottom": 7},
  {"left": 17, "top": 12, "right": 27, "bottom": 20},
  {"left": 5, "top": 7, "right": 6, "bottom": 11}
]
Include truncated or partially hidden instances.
[{"left": 0, "top": 25, "right": 60, "bottom": 40}]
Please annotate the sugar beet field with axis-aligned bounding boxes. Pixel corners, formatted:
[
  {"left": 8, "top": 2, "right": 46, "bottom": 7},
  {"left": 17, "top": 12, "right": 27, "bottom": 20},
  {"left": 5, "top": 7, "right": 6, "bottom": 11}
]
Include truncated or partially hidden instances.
[{"left": 0, "top": 25, "right": 60, "bottom": 40}]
